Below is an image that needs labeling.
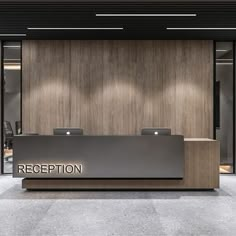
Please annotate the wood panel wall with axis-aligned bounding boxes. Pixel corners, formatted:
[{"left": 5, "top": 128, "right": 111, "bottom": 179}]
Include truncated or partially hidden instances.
[{"left": 22, "top": 40, "right": 213, "bottom": 137}]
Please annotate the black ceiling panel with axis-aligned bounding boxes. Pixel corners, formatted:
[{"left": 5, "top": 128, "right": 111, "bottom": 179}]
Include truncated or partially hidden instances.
[{"left": 1, "top": 1, "right": 236, "bottom": 39}]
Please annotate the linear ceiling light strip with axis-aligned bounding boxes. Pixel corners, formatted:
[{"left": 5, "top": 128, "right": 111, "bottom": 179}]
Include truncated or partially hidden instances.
[
  {"left": 216, "top": 49, "right": 228, "bottom": 52},
  {"left": 0, "top": 34, "right": 26, "bottom": 36},
  {"left": 27, "top": 27, "right": 124, "bottom": 30},
  {"left": 216, "top": 63, "right": 233, "bottom": 65},
  {"left": 96, "top": 14, "right": 197, "bottom": 17},
  {"left": 167, "top": 28, "right": 236, "bottom": 30},
  {"left": 3, "top": 45, "right": 21, "bottom": 48}
]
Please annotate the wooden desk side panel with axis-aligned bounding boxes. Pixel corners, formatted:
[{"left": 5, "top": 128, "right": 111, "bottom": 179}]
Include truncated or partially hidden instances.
[
  {"left": 22, "top": 140, "right": 220, "bottom": 190},
  {"left": 184, "top": 141, "right": 220, "bottom": 188}
]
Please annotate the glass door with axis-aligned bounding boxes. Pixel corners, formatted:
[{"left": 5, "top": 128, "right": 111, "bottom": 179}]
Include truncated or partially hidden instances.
[
  {"left": 1, "top": 42, "right": 22, "bottom": 174},
  {"left": 215, "top": 42, "right": 235, "bottom": 174}
]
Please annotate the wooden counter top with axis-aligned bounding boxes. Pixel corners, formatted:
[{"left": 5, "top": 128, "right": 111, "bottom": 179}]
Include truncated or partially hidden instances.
[{"left": 184, "top": 138, "right": 217, "bottom": 142}]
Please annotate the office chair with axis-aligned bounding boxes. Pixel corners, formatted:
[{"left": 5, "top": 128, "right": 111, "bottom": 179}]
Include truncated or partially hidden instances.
[
  {"left": 4, "top": 121, "right": 14, "bottom": 149},
  {"left": 15, "top": 121, "right": 22, "bottom": 135},
  {"left": 3, "top": 121, "right": 14, "bottom": 162}
]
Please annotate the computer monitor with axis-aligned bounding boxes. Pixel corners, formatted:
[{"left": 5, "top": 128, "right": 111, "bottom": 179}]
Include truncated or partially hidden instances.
[
  {"left": 141, "top": 128, "right": 171, "bottom": 136},
  {"left": 53, "top": 128, "right": 83, "bottom": 136}
]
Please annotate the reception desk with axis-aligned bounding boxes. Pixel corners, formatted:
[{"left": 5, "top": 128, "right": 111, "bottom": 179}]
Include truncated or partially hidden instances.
[{"left": 12, "top": 135, "right": 219, "bottom": 190}]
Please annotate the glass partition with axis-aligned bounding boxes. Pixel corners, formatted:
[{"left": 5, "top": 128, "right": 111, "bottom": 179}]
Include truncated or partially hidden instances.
[
  {"left": 2, "top": 42, "right": 22, "bottom": 174},
  {"left": 215, "top": 42, "right": 234, "bottom": 173}
]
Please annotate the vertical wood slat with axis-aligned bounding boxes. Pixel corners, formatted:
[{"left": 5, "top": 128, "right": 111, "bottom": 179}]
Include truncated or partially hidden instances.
[{"left": 22, "top": 40, "right": 213, "bottom": 138}]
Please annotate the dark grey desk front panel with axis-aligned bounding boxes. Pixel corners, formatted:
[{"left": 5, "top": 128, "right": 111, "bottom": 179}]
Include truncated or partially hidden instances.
[{"left": 13, "top": 135, "right": 184, "bottom": 178}]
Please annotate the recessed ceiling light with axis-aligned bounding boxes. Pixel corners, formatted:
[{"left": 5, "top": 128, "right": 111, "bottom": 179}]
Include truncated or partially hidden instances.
[{"left": 96, "top": 13, "right": 197, "bottom": 17}]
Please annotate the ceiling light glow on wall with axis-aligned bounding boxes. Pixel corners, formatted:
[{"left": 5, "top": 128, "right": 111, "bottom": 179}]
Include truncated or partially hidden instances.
[{"left": 96, "top": 14, "right": 197, "bottom": 17}]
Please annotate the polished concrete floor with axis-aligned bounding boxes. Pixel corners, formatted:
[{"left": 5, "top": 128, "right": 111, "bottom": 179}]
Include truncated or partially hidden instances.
[
  {"left": 0, "top": 176, "right": 236, "bottom": 236},
  {"left": 3, "top": 160, "right": 12, "bottom": 174}
]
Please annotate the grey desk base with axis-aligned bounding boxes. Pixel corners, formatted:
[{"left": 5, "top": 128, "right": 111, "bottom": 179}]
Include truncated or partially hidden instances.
[{"left": 14, "top": 135, "right": 184, "bottom": 179}]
